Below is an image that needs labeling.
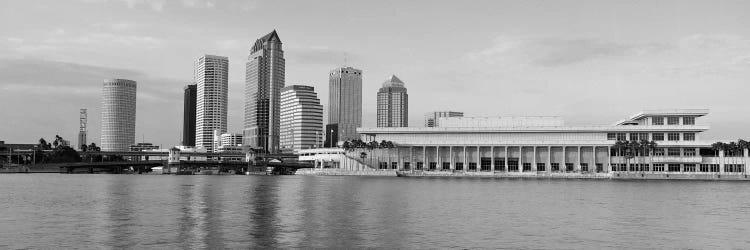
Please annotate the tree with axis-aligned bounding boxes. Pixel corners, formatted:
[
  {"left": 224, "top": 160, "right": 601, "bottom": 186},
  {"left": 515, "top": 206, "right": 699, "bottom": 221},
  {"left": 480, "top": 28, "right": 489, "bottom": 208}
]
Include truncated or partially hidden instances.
[{"left": 81, "top": 144, "right": 88, "bottom": 152}]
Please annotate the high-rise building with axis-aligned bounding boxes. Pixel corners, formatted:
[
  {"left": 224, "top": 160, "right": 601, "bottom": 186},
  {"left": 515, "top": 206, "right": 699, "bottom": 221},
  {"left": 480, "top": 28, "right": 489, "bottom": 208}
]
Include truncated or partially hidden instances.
[
  {"left": 425, "top": 111, "right": 464, "bottom": 127},
  {"left": 78, "top": 109, "right": 87, "bottom": 150},
  {"left": 195, "top": 55, "right": 229, "bottom": 152},
  {"left": 328, "top": 66, "right": 362, "bottom": 142},
  {"left": 280, "top": 85, "right": 323, "bottom": 154},
  {"left": 377, "top": 75, "right": 408, "bottom": 127},
  {"left": 182, "top": 84, "right": 197, "bottom": 147},
  {"left": 220, "top": 133, "right": 243, "bottom": 147},
  {"left": 101, "top": 79, "right": 137, "bottom": 151},
  {"left": 244, "top": 30, "right": 285, "bottom": 153}
]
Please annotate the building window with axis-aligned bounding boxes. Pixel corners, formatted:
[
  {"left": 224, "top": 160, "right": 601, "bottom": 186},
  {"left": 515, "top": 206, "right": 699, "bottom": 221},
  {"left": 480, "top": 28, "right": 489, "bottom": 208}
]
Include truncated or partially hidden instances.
[
  {"left": 391, "top": 162, "right": 398, "bottom": 169},
  {"left": 668, "top": 133, "right": 680, "bottom": 141},
  {"left": 684, "top": 148, "right": 696, "bottom": 156},
  {"left": 607, "top": 133, "right": 616, "bottom": 140},
  {"left": 616, "top": 133, "right": 627, "bottom": 141},
  {"left": 652, "top": 117, "right": 664, "bottom": 125},
  {"left": 684, "top": 133, "right": 695, "bottom": 141},
  {"left": 403, "top": 162, "right": 411, "bottom": 170},
  {"left": 581, "top": 163, "right": 589, "bottom": 172},
  {"left": 508, "top": 160, "right": 519, "bottom": 171},
  {"left": 652, "top": 133, "right": 664, "bottom": 141},
  {"left": 468, "top": 162, "right": 477, "bottom": 171},
  {"left": 653, "top": 164, "right": 665, "bottom": 172},
  {"left": 668, "top": 117, "right": 679, "bottom": 125},
  {"left": 480, "top": 158, "right": 492, "bottom": 171},
  {"left": 683, "top": 117, "right": 695, "bottom": 125},
  {"left": 684, "top": 164, "right": 696, "bottom": 172},
  {"left": 668, "top": 164, "right": 681, "bottom": 172},
  {"left": 455, "top": 162, "right": 464, "bottom": 171},
  {"left": 596, "top": 163, "right": 603, "bottom": 172},
  {"left": 494, "top": 159, "right": 504, "bottom": 170},
  {"left": 668, "top": 148, "right": 681, "bottom": 156},
  {"left": 551, "top": 163, "right": 560, "bottom": 171},
  {"left": 536, "top": 163, "right": 546, "bottom": 171},
  {"left": 725, "top": 164, "right": 745, "bottom": 173},
  {"left": 429, "top": 162, "right": 437, "bottom": 170},
  {"left": 523, "top": 163, "right": 531, "bottom": 171},
  {"left": 565, "top": 163, "right": 574, "bottom": 172},
  {"left": 442, "top": 162, "right": 450, "bottom": 170},
  {"left": 653, "top": 148, "right": 665, "bottom": 156},
  {"left": 416, "top": 162, "right": 423, "bottom": 170}
]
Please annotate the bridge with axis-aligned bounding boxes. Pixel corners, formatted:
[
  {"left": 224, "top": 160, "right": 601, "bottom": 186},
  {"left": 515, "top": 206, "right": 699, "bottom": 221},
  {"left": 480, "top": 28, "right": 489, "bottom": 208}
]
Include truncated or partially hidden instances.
[{"left": 55, "top": 160, "right": 313, "bottom": 175}]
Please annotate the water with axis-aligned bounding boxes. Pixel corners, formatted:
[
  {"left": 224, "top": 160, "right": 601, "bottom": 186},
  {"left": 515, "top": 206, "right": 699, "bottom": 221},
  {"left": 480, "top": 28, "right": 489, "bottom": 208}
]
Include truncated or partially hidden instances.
[{"left": 1, "top": 174, "right": 750, "bottom": 249}]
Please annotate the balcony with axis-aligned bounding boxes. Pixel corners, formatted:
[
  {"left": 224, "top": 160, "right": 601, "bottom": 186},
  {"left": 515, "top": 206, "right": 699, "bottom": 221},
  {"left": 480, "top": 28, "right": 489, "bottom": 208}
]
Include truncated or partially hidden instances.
[{"left": 651, "top": 156, "right": 703, "bottom": 163}]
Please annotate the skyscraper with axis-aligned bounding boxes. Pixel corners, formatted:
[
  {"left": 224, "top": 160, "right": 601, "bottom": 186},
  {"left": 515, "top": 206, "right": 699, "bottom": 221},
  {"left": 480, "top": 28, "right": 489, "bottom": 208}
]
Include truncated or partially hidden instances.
[
  {"left": 328, "top": 66, "right": 362, "bottom": 143},
  {"left": 78, "top": 108, "right": 87, "bottom": 150},
  {"left": 377, "top": 75, "right": 408, "bottom": 127},
  {"left": 425, "top": 111, "right": 464, "bottom": 127},
  {"left": 101, "top": 79, "right": 137, "bottom": 151},
  {"left": 244, "top": 30, "right": 285, "bottom": 153},
  {"left": 195, "top": 55, "right": 229, "bottom": 152},
  {"left": 280, "top": 85, "right": 323, "bottom": 154},
  {"left": 182, "top": 84, "right": 197, "bottom": 147}
]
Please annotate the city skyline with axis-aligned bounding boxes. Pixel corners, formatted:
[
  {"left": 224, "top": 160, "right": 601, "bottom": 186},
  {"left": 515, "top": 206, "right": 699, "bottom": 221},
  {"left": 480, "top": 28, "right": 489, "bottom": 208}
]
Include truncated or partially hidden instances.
[{"left": 2, "top": 0, "right": 750, "bottom": 147}]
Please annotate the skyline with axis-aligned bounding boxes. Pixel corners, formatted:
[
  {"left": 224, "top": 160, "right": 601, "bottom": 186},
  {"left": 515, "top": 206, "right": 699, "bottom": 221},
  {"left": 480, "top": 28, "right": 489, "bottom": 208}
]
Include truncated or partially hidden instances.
[{"left": 1, "top": 0, "right": 750, "bottom": 147}]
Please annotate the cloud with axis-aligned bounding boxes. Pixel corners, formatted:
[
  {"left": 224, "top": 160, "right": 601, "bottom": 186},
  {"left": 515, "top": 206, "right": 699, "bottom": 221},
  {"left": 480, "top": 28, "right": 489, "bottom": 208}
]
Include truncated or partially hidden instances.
[
  {"left": 286, "top": 46, "right": 355, "bottom": 65},
  {"left": 466, "top": 36, "right": 665, "bottom": 67}
]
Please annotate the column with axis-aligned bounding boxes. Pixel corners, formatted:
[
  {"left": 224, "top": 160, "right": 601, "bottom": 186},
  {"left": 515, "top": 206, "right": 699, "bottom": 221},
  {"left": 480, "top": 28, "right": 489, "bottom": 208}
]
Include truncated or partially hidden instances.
[
  {"left": 477, "top": 146, "right": 480, "bottom": 171},
  {"left": 547, "top": 146, "right": 552, "bottom": 173},
  {"left": 533, "top": 146, "right": 537, "bottom": 172},
  {"left": 745, "top": 148, "right": 749, "bottom": 174},
  {"left": 491, "top": 146, "right": 495, "bottom": 172},
  {"left": 450, "top": 146, "right": 454, "bottom": 170},
  {"left": 409, "top": 146, "right": 413, "bottom": 170},
  {"left": 577, "top": 146, "right": 582, "bottom": 172},
  {"left": 719, "top": 149, "right": 725, "bottom": 174},
  {"left": 592, "top": 146, "right": 597, "bottom": 172},
  {"left": 608, "top": 146, "right": 612, "bottom": 173},
  {"left": 423, "top": 146, "right": 427, "bottom": 171},
  {"left": 504, "top": 146, "right": 509, "bottom": 172},
  {"left": 463, "top": 146, "right": 467, "bottom": 172},
  {"left": 436, "top": 146, "right": 440, "bottom": 171},
  {"left": 562, "top": 146, "right": 566, "bottom": 173},
  {"left": 519, "top": 146, "right": 523, "bottom": 173}
]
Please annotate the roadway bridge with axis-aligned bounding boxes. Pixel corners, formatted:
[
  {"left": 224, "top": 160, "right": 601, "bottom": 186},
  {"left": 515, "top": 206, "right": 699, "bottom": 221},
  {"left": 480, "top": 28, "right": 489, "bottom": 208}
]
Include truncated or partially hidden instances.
[{"left": 56, "top": 160, "right": 313, "bottom": 175}]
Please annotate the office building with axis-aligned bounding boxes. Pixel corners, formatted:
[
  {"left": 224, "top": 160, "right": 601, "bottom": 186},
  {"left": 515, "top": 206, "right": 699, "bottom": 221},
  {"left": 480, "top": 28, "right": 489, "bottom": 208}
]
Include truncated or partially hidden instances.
[
  {"left": 195, "top": 55, "right": 229, "bottom": 152},
  {"left": 101, "top": 79, "right": 137, "bottom": 151},
  {"left": 220, "top": 133, "right": 243, "bottom": 147},
  {"left": 425, "top": 111, "right": 464, "bottom": 127},
  {"left": 377, "top": 75, "right": 408, "bottom": 127},
  {"left": 280, "top": 85, "right": 323, "bottom": 154},
  {"left": 183, "top": 84, "right": 197, "bottom": 146},
  {"left": 328, "top": 66, "right": 362, "bottom": 143},
  {"left": 244, "top": 30, "right": 285, "bottom": 153}
]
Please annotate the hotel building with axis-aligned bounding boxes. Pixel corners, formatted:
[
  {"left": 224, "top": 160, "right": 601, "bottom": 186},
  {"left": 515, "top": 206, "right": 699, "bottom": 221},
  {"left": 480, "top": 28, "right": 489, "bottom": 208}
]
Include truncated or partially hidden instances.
[
  {"left": 328, "top": 66, "right": 363, "bottom": 143},
  {"left": 101, "top": 79, "right": 137, "bottom": 152},
  {"left": 377, "top": 75, "right": 408, "bottom": 127},
  {"left": 301, "top": 109, "right": 749, "bottom": 177},
  {"left": 280, "top": 85, "right": 323, "bottom": 154},
  {"left": 195, "top": 55, "right": 229, "bottom": 152},
  {"left": 244, "top": 30, "right": 285, "bottom": 153},
  {"left": 425, "top": 111, "right": 463, "bottom": 127}
]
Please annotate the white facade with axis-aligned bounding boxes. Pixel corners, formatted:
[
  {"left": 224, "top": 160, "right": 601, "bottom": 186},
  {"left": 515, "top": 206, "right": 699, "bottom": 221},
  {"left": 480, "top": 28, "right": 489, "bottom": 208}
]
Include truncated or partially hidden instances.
[
  {"left": 280, "top": 85, "right": 323, "bottom": 154},
  {"left": 220, "top": 133, "right": 243, "bottom": 147},
  {"left": 354, "top": 109, "right": 748, "bottom": 175},
  {"left": 101, "top": 79, "right": 137, "bottom": 151},
  {"left": 195, "top": 55, "right": 229, "bottom": 152},
  {"left": 328, "top": 66, "right": 362, "bottom": 142}
]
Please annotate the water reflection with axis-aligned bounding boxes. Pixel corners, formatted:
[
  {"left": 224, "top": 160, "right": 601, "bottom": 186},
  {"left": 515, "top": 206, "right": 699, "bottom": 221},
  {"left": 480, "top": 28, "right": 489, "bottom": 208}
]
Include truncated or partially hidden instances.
[
  {"left": 248, "top": 176, "right": 280, "bottom": 248},
  {"left": 105, "top": 176, "right": 136, "bottom": 248}
]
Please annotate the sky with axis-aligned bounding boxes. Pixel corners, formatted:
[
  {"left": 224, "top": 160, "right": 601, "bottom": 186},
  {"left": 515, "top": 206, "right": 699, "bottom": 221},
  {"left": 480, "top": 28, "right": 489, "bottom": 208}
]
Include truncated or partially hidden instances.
[{"left": 1, "top": 0, "right": 749, "bottom": 147}]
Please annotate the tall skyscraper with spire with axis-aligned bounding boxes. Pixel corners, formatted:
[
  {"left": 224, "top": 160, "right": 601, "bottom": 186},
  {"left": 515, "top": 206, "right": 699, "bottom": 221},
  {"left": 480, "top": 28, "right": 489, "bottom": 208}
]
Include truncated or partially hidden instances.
[
  {"left": 377, "top": 75, "right": 408, "bottom": 127},
  {"left": 244, "top": 30, "right": 285, "bottom": 153},
  {"left": 195, "top": 55, "right": 229, "bottom": 152},
  {"left": 328, "top": 66, "right": 362, "bottom": 144}
]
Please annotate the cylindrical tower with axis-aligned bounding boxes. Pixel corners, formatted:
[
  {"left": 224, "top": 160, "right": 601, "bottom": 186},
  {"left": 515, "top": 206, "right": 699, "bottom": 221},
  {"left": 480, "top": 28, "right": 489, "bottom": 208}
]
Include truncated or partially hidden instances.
[{"left": 101, "top": 79, "right": 137, "bottom": 151}]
